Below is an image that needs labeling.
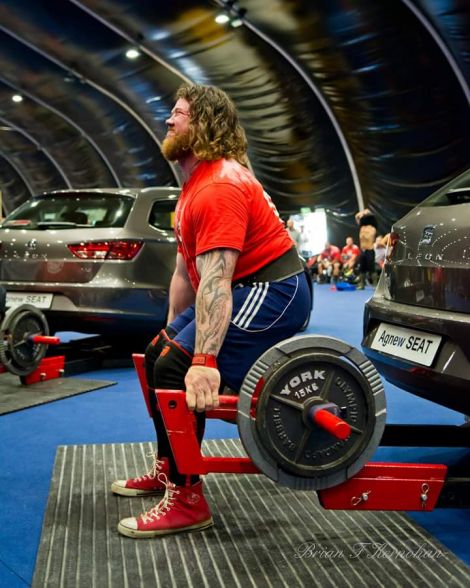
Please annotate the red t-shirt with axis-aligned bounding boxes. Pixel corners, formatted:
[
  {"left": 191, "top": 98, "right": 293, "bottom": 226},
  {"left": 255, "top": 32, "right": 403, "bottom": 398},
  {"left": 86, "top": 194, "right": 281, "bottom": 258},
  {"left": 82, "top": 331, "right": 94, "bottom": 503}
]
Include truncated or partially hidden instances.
[
  {"left": 341, "top": 244, "right": 360, "bottom": 261},
  {"left": 174, "top": 159, "right": 294, "bottom": 290}
]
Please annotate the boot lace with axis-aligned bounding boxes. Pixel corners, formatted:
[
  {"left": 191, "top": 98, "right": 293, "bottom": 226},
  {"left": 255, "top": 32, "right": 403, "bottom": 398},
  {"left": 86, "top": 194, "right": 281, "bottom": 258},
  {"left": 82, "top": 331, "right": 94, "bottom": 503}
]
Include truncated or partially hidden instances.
[
  {"left": 135, "top": 452, "right": 165, "bottom": 482},
  {"left": 141, "top": 474, "right": 180, "bottom": 523}
]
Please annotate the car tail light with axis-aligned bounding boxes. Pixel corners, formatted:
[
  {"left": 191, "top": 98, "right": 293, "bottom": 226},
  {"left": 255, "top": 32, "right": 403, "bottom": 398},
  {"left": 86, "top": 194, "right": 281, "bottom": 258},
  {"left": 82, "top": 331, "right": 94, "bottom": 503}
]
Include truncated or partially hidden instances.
[{"left": 67, "top": 240, "right": 143, "bottom": 260}]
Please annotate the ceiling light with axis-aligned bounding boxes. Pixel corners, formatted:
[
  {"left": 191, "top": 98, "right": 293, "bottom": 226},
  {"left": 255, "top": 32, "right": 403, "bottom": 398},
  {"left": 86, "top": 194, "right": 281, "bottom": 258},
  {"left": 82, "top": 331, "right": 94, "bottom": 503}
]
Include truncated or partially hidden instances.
[
  {"left": 230, "top": 18, "right": 243, "bottom": 27},
  {"left": 125, "top": 48, "right": 140, "bottom": 60},
  {"left": 215, "top": 14, "right": 230, "bottom": 24},
  {"left": 12, "top": 94, "right": 23, "bottom": 103}
]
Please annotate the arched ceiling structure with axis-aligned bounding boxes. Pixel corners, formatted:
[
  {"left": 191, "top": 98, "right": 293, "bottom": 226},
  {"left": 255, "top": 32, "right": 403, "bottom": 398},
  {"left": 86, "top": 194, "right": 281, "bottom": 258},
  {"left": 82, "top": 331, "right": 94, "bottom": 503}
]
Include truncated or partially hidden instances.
[{"left": 0, "top": 0, "right": 469, "bottom": 241}]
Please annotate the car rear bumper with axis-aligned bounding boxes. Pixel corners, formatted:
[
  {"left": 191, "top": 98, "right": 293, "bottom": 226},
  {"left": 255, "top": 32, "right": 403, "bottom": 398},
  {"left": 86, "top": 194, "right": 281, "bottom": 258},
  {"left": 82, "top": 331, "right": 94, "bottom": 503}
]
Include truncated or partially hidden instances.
[
  {"left": 46, "top": 311, "right": 164, "bottom": 342},
  {"left": 362, "top": 294, "right": 470, "bottom": 414},
  {"left": 3, "top": 284, "right": 169, "bottom": 337}
]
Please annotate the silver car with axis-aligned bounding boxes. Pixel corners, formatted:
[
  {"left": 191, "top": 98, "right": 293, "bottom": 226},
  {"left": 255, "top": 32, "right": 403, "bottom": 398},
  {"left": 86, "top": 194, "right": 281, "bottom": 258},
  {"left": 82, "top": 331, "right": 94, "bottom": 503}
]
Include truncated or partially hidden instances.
[
  {"left": 362, "top": 168, "right": 470, "bottom": 415},
  {"left": 0, "top": 188, "right": 179, "bottom": 345}
]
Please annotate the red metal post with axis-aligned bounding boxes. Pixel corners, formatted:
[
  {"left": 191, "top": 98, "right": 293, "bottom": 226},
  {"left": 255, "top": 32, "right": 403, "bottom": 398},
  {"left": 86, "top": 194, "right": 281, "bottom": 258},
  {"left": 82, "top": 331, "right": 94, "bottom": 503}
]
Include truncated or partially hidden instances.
[
  {"left": 132, "top": 353, "right": 154, "bottom": 418},
  {"left": 156, "top": 389, "right": 259, "bottom": 475}
]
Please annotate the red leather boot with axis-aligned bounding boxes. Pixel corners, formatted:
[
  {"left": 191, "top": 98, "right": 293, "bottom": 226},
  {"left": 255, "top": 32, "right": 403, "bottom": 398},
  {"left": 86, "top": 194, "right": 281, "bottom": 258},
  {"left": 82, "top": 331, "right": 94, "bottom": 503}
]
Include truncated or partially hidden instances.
[
  {"left": 111, "top": 453, "right": 169, "bottom": 496},
  {"left": 118, "top": 477, "right": 213, "bottom": 538}
]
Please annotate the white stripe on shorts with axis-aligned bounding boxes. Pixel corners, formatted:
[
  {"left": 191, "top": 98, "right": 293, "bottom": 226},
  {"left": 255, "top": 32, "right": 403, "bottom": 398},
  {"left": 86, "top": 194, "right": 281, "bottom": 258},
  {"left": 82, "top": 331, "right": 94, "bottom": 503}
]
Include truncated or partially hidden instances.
[
  {"left": 233, "top": 282, "right": 269, "bottom": 329},
  {"left": 232, "top": 283, "right": 261, "bottom": 324}
]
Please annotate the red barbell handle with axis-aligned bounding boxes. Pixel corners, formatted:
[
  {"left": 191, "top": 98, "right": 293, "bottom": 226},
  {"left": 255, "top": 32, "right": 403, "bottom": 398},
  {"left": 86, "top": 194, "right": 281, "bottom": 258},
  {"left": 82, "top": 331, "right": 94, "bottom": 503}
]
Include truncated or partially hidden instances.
[
  {"left": 217, "top": 395, "right": 238, "bottom": 408},
  {"left": 311, "top": 408, "right": 351, "bottom": 440},
  {"left": 29, "top": 335, "right": 61, "bottom": 345}
]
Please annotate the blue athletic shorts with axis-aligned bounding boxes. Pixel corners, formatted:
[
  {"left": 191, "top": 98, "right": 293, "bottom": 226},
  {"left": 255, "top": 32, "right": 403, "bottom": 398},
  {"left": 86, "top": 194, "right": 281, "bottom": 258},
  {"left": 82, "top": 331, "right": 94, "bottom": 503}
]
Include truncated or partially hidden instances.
[{"left": 168, "top": 272, "right": 311, "bottom": 391}]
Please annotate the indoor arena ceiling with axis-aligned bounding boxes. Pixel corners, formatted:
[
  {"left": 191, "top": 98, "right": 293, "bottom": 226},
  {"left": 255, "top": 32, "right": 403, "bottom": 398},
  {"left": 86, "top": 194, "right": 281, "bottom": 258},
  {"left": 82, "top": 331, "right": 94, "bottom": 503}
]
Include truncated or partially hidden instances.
[{"left": 0, "top": 0, "right": 469, "bottom": 240}]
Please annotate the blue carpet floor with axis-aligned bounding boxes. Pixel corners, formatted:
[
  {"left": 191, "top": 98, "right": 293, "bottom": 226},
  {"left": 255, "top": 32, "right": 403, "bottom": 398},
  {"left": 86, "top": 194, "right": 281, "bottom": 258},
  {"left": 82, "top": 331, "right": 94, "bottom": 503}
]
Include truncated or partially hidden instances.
[{"left": 0, "top": 284, "right": 469, "bottom": 587}]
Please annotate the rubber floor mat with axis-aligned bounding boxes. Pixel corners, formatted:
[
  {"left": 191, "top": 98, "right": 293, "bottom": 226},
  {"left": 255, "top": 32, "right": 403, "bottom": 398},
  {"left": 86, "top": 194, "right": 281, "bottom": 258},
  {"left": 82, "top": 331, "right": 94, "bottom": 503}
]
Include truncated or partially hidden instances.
[
  {"left": 33, "top": 439, "right": 470, "bottom": 588},
  {"left": 0, "top": 372, "right": 116, "bottom": 414}
]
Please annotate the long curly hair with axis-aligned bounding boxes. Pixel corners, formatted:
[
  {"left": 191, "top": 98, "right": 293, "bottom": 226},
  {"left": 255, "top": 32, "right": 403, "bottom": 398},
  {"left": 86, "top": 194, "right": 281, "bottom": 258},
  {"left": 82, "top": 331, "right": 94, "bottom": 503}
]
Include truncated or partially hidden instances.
[{"left": 175, "top": 84, "right": 248, "bottom": 166}]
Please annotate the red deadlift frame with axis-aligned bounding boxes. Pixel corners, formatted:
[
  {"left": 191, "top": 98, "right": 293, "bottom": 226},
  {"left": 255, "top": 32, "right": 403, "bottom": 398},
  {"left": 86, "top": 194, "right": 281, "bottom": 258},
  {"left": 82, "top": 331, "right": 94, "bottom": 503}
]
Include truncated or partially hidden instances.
[
  {"left": 0, "top": 302, "right": 126, "bottom": 384},
  {"left": 0, "top": 304, "right": 64, "bottom": 384},
  {"left": 133, "top": 349, "right": 470, "bottom": 513}
]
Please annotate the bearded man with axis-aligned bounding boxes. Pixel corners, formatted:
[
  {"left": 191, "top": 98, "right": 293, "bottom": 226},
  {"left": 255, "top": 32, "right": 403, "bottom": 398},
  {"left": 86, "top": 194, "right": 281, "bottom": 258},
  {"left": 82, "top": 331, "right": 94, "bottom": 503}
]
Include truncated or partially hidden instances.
[{"left": 112, "top": 84, "right": 311, "bottom": 538}]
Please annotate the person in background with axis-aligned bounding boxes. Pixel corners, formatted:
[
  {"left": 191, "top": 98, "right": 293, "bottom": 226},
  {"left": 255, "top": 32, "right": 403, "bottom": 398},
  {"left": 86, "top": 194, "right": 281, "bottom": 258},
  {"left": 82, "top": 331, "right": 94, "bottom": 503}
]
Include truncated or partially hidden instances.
[
  {"left": 111, "top": 83, "right": 311, "bottom": 539},
  {"left": 286, "top": 219, "right": 302, "bottom": 252},
  {"left": 355, "top": 208, "right": 377, "bottom": 289},
  {"left": 374, "top": 234, "right": 390, "bottom": 277},
  {"left": 341, "top": 236, "right": 360, "bottom": 277},
  {"left": 317, "top": 241, "right": 342, "bottom": 283},
  {"left": 306, "top": 254, "right": 319, "bottom": 280}
]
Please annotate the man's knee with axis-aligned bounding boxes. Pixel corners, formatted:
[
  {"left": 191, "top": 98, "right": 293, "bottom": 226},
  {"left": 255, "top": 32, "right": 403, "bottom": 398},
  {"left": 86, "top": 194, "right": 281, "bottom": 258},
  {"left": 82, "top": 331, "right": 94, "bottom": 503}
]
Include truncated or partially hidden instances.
[
  {"left": 153, "top": 340, "right": 193, "bottom": 391},
  {"left": 140, "top": 337, "right": 192, "bottom": 418},
  {"left": 144, "top": 327, "right": 177, "bottom": 386}
]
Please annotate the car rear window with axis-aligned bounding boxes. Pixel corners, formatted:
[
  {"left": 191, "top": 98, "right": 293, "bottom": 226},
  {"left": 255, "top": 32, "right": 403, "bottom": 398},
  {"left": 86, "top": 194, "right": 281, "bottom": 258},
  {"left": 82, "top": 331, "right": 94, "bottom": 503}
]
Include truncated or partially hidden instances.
[
  {"left": 421, "top": 171, "right": 470, "bottom": 206},
  {"left": 1, "top": 192, "right": 135, "bottom": 229},
  {"left": 149, "top": 199, "right": 176, "bottom": 230}
]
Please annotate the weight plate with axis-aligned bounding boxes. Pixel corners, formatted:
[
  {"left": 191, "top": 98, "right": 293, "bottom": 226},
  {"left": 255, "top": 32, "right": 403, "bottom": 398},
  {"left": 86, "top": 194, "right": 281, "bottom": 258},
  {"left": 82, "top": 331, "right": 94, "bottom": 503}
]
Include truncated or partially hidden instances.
[
  {"left": 238, "top": 335, "right": 386, "bottom": 490},
  {"left": 0, "top": 304, "right": 50, "bottom": 376}
]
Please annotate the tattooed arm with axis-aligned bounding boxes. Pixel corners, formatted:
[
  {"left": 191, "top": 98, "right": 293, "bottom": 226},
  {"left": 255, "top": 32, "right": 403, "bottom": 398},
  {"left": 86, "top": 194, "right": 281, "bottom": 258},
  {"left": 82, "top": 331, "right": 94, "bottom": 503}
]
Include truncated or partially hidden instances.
[
  {"left": 194, "top": 248, "right": 238, "bottom": 355},
  {"left": 184, "top": 248, "right": 239, "bottom": 411}
]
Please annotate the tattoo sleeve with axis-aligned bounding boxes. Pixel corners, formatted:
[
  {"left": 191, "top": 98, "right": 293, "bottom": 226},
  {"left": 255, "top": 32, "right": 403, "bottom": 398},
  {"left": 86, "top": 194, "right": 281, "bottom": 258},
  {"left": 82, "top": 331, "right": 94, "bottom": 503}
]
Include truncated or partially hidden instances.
[{"left": 195, "top": 248, "right": 239, "bottom": 356}]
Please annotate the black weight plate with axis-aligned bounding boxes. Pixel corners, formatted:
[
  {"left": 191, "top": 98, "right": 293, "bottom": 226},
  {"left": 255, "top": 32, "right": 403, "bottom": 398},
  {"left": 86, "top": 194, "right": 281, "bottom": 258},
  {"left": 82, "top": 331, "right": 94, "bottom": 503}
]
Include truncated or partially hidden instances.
[
  {"left": 238, "top": 335, "right": 386, "bottom": 490},
  {"left": 255, "top": 351, "right": 376, "bottom": 479},
  {"left": 0, "top": 304, "right": 49, "bottom": 376}
]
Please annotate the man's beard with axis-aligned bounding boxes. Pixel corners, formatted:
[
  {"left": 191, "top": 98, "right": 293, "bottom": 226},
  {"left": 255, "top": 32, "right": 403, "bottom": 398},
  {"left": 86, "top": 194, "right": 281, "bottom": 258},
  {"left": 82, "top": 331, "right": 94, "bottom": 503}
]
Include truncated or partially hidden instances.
[{"left": 161, "top": 130, "right": 192, "bottom": 162}]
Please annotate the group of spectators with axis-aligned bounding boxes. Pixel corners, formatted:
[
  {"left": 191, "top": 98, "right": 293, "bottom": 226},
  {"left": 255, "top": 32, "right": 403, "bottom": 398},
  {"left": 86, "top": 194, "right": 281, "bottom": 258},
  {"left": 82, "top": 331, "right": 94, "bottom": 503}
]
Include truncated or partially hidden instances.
[
  {"left": 307, "top": 235, "right": 388, "bottom": 287},
  {"left": 286, "top": 209, "right": 389, "bottom": 289}
]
